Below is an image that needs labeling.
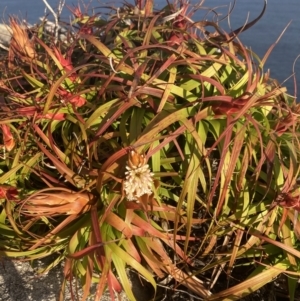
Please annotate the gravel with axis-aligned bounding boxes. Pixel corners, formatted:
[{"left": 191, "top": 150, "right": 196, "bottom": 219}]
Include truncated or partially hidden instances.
[{"left": 0, "top": 258, "right": 132, "bottom": 301}]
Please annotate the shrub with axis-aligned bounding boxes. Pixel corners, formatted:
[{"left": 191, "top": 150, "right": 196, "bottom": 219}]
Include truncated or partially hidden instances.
[{"left": 0, "top": 0, "right": 300, "bottom": 300}]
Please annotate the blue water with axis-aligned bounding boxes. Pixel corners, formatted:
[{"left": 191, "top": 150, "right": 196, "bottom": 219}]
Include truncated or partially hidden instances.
[
  {"left": 196, "top": 0, "right": 300, "bottom": 96},
  {"left": 1, "top": 0, "right": 300, "bottom": 95}
]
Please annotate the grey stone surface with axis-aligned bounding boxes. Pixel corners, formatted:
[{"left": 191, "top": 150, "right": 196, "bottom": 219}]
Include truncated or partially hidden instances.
[
  {"left": 0, "top": 258, "right": 130, "bottom": 301},
  {"left": 0, "top": 258, "right": 64, "bottom": 301}
]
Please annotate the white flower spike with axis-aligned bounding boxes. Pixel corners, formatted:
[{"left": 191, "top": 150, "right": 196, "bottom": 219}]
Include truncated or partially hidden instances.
[{"left": 123, "top": 150, "right": 154, "bottom": 201}]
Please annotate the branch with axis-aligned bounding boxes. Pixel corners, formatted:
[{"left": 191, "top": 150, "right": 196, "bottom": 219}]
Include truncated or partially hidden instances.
[{"left": 42, "top": 0, "right": 65, "bottom": 43}]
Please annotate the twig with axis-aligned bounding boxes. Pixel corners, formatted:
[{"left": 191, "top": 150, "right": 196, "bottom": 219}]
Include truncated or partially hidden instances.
[
  {"left": 0, "top": 44, "right": 9, "bottom": 51},
  {"left": 129, "top": 269, "right": 205, "bottom": 300},
  {"left": 42, "top": 0, "right": 65, "bottom": 43},
  {"left": 57, "top": 0, "right": 66, "bottom": 16},
  {"left": 161, "top": 7, "right": 184, "bottom": 23},
  {"left": 109, "top": 57, "right": 121, "bottom": 74},
  {"left": 42, "top": 0, "right": 59, "bottom": 43}
]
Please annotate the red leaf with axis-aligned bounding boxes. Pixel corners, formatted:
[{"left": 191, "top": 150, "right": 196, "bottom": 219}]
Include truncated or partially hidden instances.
[
  {"left": 53, "top": 47, "right": 77, "bottom": 82},
  {"left": 67, "top": 5, "right": 84, "bottom": 19},
  {"left": 40, "top": 112, "right": 66, "bottom": 120},
  {"left": 168, "top": 34, "right": 183, "bottom": 46},
  {"left": 58, "top": 89, "right": 86, "bottom": 107},
  {"left": 16, "top": 107, "right": 66, "bottom": 120},
  {"left": 1, "top": 124, "right": 15, "bottom": 151},
  {"left": 0, "top": 184, "right": 18, "bottom": 200},
  {"left": 212, "top": 102, "right": 241, "bottom": 116},
  {"left": 16, "top": 106, "right": 37, "bottom": 116},
  {"left": 278, "top": 193, "right": 300, "bottom": 211}
]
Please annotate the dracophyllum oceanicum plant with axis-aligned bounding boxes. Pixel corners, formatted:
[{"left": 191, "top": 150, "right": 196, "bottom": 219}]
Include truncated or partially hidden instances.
[{"left": 0, "top": 0, "right": 300, "bottom": 300}]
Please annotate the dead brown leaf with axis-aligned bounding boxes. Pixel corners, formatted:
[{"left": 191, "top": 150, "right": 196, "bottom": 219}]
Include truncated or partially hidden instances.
[
  {"left": 20, "top": 191, "right": 95, "bottom": 216},
  {"left": 8, "top": 18, "right": 36, "bottom": 67}
]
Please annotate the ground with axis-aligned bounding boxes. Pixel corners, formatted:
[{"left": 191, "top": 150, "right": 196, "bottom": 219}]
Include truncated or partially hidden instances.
[{"left": 0, "top": 258, "right": 298, "bottom": 301}]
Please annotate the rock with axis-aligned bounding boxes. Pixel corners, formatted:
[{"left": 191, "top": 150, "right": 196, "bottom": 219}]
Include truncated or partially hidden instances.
[
  {"left": 0, "top": 24, "right": 12, "bottom": 50},
  {"left": 0, "top": 19, "right": 70, "bottom": 51}
]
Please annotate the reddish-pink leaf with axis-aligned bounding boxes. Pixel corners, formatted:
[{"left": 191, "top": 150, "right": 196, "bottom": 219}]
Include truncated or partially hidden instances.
[
  {"left": 58, "top": 89, "right": 86, "bottom": 107},
  {"left": 278, "top": 193, "right": 300, "bottom": 212},
  {"left": 41, "top": 112, "right": 66, "bottom": 120},
  {"left": 53, "top": 47, "right": 77, "bottom": 82},
  {"left": 1, "top": 124, "right": 15, "bottom": 151},
  {"left": 16, "top": 106, "right": 37, "bottom": 116},
  {"left": 0, "top": 184, "right": 18, "bottom": 200},
  {"left": 105, "top": 211, "right": 133, "bottom": 238}
]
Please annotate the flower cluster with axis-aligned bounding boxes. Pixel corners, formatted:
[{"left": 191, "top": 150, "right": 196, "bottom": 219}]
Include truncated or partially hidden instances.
[{"left": 123, "top": 150, "right": 154, "bottom": 201}]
